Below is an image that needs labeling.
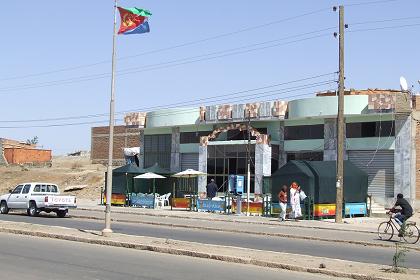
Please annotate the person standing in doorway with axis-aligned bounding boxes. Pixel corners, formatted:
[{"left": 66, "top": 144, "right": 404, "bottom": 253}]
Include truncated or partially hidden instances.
[
  {"left": 278, "top": 185, "right": 288, "bottom": 222},
  {"left": 206, "top": 178, "right": 218, "bottom": 200}
]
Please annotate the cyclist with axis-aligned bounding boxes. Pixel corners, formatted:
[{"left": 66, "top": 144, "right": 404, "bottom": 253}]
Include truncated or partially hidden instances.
[{"left": 389, "top": 193, "right": 413, "bottom": 237}]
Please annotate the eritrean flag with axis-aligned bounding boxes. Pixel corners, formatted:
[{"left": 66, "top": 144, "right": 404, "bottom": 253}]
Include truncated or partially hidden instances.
[{"left": 117, "top": 7, "right": 152, "bottom": 35}]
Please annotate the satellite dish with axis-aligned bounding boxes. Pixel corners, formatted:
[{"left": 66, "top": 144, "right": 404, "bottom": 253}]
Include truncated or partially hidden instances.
[{"left": 400, "top": 76, "right": 408, "bottom": 91}]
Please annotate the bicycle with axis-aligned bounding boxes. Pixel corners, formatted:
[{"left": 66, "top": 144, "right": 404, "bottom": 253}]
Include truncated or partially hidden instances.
[{"left": 377, "top": 212, "right": 420, "bottom": 244}]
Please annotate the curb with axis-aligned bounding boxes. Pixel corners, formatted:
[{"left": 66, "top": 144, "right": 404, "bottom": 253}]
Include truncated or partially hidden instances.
[
  {"left": 0, "top": 226, "right": 394, "bottom": 280},
  {"left": 70, "top": 214, "right": 420, "bottom": 252},
  {"left": 76, "top": 207, "right": 378, "bottom": 234}
]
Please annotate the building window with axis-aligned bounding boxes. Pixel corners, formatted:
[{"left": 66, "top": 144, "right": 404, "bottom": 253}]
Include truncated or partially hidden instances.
[
  {"left": 226, "top": 128, "right": 267, "bottom": 141},
  {"left": 284, "top": 124, "right": 324, "bottom": 140},
  {"left": 180, "top": 131, "right": 212, "bottom": 144},
  {"left": 271, "top": 145, "right": 279, "bottom": 171},
  {"left": 287, "top": 152, "right": 323, "bottom": 161},
  {"left": 144, "top": 134, "right": 171, "bottom": 169},
  {"left": 346, "top": 121, "right": 395, "bottom": 138}
]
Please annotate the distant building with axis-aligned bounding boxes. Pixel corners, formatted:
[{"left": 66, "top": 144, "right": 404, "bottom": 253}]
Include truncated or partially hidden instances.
[
  {"left": 91, "top": 89, "right": 418, "bottom": 208},
  {"left": 90, "top": 113, "right": 145, "bottom": 165},
  {"left": 0, "top": 138, "right": 52, "bottom": 166}
]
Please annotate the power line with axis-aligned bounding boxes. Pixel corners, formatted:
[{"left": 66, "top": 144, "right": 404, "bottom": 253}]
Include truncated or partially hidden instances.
[
  {"left": 346, "top": 0, "right": 400, "bottom": 7},
  {"left": 4, "top": 18, "right": 419, "bottom": 94},
  {"left": 0, "top": 87, "right": 334, "bottom": 129},
  {"left": 0, "top": 31, "right": 333, "bottom": 93},
  {"left": 350, "top": 15, "right": 420, "bottom": 26},
  {"left": 139, "top": 81, "right": 334, "bottom": 119},
  {"left": 0, "top": 82, "right": 333, "bottom": 127},
  {"left": 348, "top": 22, "right": 420, "bottom": 33},
  {"left": 0, "top": 7, "right": 331, "bottom": 82},
  {"left": 0, "top": 72, "right": 336, "bottom": 123}
]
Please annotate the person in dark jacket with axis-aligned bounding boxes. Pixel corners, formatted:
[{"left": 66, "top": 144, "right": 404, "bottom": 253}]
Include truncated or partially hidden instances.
[
  {"left": 390, "top": 193, "right": 413, "bottom": 236},
  {"left": 206, "top": 179, "right": 218, "bottom": 200}
]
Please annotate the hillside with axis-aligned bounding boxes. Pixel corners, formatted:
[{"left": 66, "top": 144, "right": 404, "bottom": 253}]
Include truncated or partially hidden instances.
[{"left": 0, "top": 155, "right": 106, "bottom": 200}]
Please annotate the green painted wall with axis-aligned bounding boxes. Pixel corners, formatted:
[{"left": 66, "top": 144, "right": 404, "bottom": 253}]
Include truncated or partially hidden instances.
[
  {"left": 208, "top": 140, "right": 257, "bottom": 146},
  {"left": 143, "top": 127, "right": 172, "bottom": 135},
  {"left": 146, "top": 108, "right": 199, "bottom": 128},
  {"left": 345, "top": 113, "right": 394, "bottom": 123},
  {"left": 284, "top": 139, "right": 324, "bottom": 151},
  {"left": 180, "top": 144, "right": 199, "bottom": 153},
  {"left": 284, "top": 118, "right": 324, "bottom": 126},
  {"left": 288, "top": 95, "right": 369, "bottom": 119},
  {"left": 179, "top": 124, "right": 214, "bottom": 133},
  {"left": 346, "top": 137, "right": 395, "bottom": 150}
]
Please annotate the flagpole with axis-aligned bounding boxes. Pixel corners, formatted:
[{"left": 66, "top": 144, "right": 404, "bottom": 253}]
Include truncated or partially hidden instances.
[{"left": 102, "top": 0, "right": 118, "bottom": 237}]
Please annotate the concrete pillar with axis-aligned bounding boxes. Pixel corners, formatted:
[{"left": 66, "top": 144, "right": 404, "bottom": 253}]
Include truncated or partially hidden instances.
[
  {"left": 324, "top": 118, "right": 347, "bottom": 161},
  {"left": 394, "top": 114, "right": 413, "bottom": 204},
  {"left": 278, "top": 122, "right": 287, "bottom": 167},
  {"left": 411, "top": 112, "right": 418, "bottom": 210},
  {"left": 170, "top": 127, "right": 181, "bottom": 173},
  {"left": 138, "top": 130, "right": 145, "bottom": 169},
  {"left": 324, "top": 118, "right": 337, "bottom": 161},
  {"left": 198, "top": 145, "right": 207, "bottom": 194},
  {"left": 255, "top": 143, "right": 271, "bottom": 195}
]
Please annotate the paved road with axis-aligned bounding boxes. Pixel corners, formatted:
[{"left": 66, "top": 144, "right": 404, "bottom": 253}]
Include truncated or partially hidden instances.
[
  {"left": 0, "top": 233, "right": 342, "bottom": 280},
  {"left": 1, "top": 213, "right": 420, "bottom": 269},
  {"left": 70, "top": 209, "right": 387, "bottom": 244}
]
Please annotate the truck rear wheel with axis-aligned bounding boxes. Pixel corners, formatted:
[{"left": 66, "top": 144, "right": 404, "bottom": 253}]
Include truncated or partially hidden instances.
[
  {"left": 27, "top": 202, "right": 39, "bottom": 217},
  {"left": 57, "top": 210, "right": 67, "bottom": 218},
  {"left": 0, "top": 201, "right": 9, "bottom": 214}
]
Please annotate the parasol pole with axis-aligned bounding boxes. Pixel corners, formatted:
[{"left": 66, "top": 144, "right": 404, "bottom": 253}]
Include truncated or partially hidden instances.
[{"left": 153, "top": 178, "right": 156, "bottom": 208}]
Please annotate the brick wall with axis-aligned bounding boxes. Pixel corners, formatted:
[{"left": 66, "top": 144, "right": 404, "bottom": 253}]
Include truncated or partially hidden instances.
[
  {"left": 4, "top": 148, "right": 51, "bottom": 164},
  {"left": 91, "top": 125, "right": 141, "bottom": 165}
]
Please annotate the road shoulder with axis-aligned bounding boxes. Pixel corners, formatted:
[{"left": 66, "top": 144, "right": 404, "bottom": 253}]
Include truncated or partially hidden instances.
[{"left": 0, "top": 220, "right": 418, "bottom": 280}]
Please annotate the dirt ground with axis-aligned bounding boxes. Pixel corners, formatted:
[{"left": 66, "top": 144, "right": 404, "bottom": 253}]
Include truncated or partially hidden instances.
[{"left": 0, "top": 155, "right": 105, "bottom": 200}]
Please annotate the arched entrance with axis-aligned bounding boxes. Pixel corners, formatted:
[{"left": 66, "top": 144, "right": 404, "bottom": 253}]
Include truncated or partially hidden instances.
[{"left": 197, "top": 124, "right": 271, "bottom": 197}]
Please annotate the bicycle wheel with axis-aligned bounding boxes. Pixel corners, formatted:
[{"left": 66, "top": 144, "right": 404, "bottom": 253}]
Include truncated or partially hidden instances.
[
  {"left": 378, "top": 222, "right": 394, "bottom": 240},
  {"left": 403, "top": 224, "right": 420, "bottom": 244}
]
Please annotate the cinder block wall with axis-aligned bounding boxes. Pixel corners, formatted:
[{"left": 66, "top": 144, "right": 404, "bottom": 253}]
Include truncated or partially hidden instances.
[
  {"left": 4, "top": 148, "right": 51, "bottom": 164},
  {"left": 91, "top": 125, "right": 141, "bottom": 165}
]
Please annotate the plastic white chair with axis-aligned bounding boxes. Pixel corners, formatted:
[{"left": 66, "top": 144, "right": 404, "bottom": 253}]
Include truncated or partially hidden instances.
[
  {"left": 154, "top": 194, "right": 163, "bottom": 208},
  {"left": 162, "top": 193, "right": 171, "bottom": 206}
]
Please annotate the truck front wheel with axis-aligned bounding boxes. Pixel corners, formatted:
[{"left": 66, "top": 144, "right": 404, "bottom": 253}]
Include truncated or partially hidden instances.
[
  {"left": 57, "top": 210, "right": 67, "bottom": 218},
  {"left": 27, "top": 202, "right": 39, "bottom": 217}
]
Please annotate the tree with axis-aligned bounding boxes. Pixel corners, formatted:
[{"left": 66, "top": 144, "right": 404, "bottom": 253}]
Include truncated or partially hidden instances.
[{"left": 26, "top": 136, "right": 39, "bottom": 145}]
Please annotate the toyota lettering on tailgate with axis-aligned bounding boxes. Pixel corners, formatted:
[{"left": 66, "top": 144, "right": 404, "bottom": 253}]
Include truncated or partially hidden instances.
[{"left": 51, "top": 197, "right": 73, "bottom": 204}]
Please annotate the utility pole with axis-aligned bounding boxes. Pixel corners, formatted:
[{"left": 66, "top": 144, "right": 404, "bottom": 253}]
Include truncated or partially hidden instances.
[
  {"left": 335, "top": 5, "right": 345, "bottom": 223},
  {"left": 103, "top": 0, "right": 118, "bottom": 237},
  {"left": 246, "top": 109, "right": 251, "bottom": 216}
]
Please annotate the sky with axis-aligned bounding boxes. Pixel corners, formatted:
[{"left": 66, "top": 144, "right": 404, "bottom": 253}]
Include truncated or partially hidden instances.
[{"left": 0, "top": 0, "right": 419, "bottom": 155}]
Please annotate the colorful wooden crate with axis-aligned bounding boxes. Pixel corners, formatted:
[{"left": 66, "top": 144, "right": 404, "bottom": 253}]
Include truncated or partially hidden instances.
[
  {"left": 232, "top": 201, "right": 263, "bottom": 214},
  {"left": 314, "top": 204, "right": 336, "bottom": 217},
  {"left": 171, "top": 198, "right": 190, "bottom": 209},
  {"left": 103, "top": 194, "right": 126, "bottom": 205}
]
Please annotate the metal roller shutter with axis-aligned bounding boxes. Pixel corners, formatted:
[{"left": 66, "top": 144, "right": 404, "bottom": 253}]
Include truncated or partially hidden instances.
[
  {"left": 348, "top": 150, "right": 394, "bottom": 203},
  {"left": 181, "top": 153, "right": 199, "bottom": 171}
]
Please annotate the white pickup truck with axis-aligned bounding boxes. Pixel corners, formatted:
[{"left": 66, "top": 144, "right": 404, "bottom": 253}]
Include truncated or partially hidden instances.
[{"left": 0, "top": 182, "right": 77, "bottom": 218}]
